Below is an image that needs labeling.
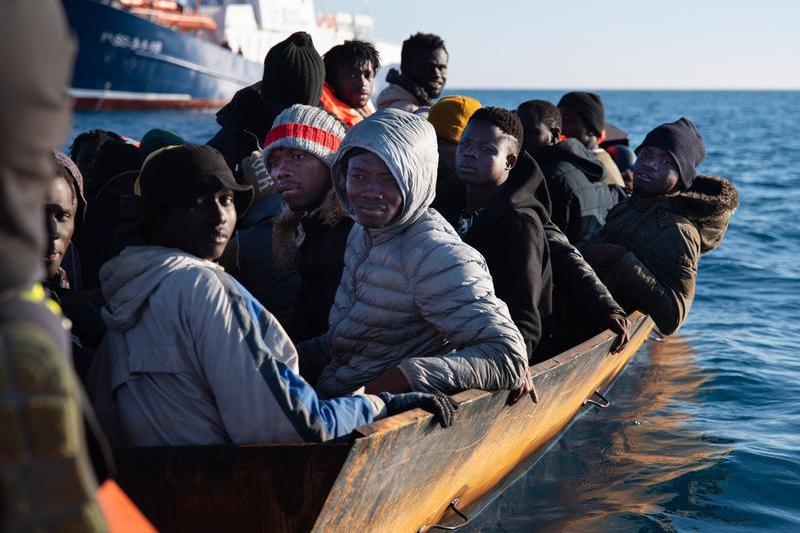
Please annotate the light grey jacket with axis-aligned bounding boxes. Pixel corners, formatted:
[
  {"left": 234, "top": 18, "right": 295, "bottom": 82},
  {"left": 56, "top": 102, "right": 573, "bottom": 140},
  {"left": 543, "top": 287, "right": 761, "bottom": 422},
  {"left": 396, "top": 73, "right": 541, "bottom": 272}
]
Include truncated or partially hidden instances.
[
  {"left": 100, "top": 247, "right": 383, "bottom": 447},
  {"left": 307, "top": 108, "right": 527, "bottom": 397}
]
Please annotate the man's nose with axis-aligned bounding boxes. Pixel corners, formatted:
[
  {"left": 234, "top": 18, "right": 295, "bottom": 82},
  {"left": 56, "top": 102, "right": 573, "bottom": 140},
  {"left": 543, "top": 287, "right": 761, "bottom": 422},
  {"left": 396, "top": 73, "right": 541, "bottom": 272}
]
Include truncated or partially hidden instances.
[{"left": 45, "top": 216, "right": 59, "bottom": 240}]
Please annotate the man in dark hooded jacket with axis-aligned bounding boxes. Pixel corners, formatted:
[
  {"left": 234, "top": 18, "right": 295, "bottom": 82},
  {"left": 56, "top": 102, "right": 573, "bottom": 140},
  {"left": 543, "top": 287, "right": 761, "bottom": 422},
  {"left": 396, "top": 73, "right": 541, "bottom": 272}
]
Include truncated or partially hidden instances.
[
  {"left": 518, "top": 99, "right": 617, "bottom": 245},
  {"left": 433, "top": 105, "right": 630, "bottom": 358},
  {"left": 207, "top": 31, "right": 325, "bottom": 177},
  {"left": 582, "top": 118, "right": 738, "bottom": 335},
  {"left": 454, "top": 107, "right": 553, "bottom": 363}
]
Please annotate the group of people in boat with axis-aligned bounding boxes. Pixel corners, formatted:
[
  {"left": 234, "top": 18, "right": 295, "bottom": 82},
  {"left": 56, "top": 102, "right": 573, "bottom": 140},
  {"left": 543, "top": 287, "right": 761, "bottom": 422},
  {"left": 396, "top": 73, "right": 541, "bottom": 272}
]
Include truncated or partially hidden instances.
[{"left": 1, "top": 6, "right": 738, "bottom": 529}]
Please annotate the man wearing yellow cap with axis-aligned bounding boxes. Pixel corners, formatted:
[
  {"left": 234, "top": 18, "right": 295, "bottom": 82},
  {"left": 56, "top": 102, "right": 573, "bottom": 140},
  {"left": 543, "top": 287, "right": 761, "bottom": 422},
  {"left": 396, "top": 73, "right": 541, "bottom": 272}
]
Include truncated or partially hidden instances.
[{"left": 427, "top": 95, "right": 482, "bottom": 223}]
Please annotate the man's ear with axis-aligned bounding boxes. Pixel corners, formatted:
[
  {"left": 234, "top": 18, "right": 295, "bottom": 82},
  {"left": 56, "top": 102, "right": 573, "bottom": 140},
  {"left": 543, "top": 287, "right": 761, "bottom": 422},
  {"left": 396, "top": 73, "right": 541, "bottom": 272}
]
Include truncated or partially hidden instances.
[
  {"left": 506, "top": 152, "right": 518, "bottom": 170},
  {"left": 550, "top": 127, "right": 561, "bottom": 145}
]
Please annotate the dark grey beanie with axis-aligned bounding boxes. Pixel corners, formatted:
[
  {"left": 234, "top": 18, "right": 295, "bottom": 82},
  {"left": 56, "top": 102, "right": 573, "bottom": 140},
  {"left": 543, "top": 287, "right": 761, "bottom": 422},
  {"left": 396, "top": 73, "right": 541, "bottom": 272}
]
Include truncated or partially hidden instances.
[{"left": 636, "top": 117, "right": 706, "bottom": 189}]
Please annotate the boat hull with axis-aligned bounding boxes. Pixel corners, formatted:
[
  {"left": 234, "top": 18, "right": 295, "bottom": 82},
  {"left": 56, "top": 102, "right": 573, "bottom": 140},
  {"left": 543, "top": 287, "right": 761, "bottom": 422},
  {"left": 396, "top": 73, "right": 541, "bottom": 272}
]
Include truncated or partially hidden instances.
[
  {"left": 62, "top": 0, "right": 262, "bottom": 110},
  {"left": 114, "top": 313, "right": 653, "bottom": 532}
]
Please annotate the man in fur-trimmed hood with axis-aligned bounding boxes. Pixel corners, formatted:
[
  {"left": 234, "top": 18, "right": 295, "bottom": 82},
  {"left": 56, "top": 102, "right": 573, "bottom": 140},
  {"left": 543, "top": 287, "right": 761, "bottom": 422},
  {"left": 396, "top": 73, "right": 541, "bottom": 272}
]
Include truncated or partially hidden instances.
[
  {"left": 581, "top": 118, "right": 738, "bottom": 335},
  {"left": 263, "top": 104, "right": 353, "bottom": 346}
]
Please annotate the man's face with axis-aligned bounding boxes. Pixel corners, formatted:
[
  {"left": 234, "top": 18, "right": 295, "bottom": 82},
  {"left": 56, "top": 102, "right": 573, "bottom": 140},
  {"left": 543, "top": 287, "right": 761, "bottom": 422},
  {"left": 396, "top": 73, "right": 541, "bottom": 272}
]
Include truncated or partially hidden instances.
[
  {"left": 43, "top": 176, "right": 77, "bottom": 280},
  {"left": 346, "top": 151, "right": 403, "bottom": 228},
  {"left": 521, "top": 118, "right": 557, "bottom": 153},
  {"left": 558, "top": 106, "right": 594, "bottom": 147},
  {"left": 160, "top": 189, "right": 237, "bottom": 261},
  {"left": 331, "top": 60, "right": 375, "bottom": 109},
  {"left": 456, "top": 121, "right": 517, "bottom": 188},
  {"left": 268, "top": 148, "right": 332, "bottom": 211},
  {"left": 633, "top": 146, "right": 681, "bottom": 195},
  {"left": 407, "top": 48, "right": 448, "bottom": 98}
]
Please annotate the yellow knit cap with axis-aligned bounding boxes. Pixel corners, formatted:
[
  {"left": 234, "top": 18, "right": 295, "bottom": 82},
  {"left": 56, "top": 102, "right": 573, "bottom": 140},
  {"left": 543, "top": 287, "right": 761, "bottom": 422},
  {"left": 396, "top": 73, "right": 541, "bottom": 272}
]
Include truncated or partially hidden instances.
[{"left": 427, "top": 95, "right": 482, "bottom": 144}]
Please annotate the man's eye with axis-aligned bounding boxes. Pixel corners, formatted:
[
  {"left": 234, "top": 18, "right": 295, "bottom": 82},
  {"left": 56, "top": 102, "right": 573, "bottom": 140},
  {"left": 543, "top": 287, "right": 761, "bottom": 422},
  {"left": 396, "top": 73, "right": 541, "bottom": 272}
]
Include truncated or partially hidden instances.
[
  {"left": 293, "top": 153, "right": 305, "bottom": 161},
  {"left": 57, "top": 213, "right": 71, "bottom": 222}
]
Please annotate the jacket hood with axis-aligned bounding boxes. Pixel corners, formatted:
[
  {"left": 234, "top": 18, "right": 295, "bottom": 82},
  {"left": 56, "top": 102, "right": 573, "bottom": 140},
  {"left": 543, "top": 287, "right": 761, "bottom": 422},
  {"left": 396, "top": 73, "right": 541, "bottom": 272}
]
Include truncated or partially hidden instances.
[
  {"left": 634, "top": 174, "right": 738, "bottom": 253},
  {"left": 535, "top": 138, "right": 605, "bottom": 182},
  {"left": 100, "top": 246, "right": 224, "bottom": 331},
  {"left": 331, "top": 108, "right": 438, "bottom": 235},
  {"left": 672, "top": 174, "right": 738, "bottom": 252},
  {"left": 215, "top": 82, "right": 284, "bottom": 142},
  {"left": 487, "top": 150, "right": 551, "bottom": 223}
]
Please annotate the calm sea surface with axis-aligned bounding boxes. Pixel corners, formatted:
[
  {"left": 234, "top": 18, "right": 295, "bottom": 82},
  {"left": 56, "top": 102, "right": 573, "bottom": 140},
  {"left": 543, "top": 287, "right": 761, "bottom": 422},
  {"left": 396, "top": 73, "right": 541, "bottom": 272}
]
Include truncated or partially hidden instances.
[{"left": 71, "top": 90, "right": 800, "bottom": 532}]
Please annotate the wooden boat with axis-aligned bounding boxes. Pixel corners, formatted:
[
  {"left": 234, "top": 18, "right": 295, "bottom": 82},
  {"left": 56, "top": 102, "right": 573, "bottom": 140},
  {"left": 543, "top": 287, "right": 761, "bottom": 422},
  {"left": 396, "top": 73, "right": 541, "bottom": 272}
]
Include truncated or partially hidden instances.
[{"left": 115, "top": 312, "right": 654, "bottom": 532}]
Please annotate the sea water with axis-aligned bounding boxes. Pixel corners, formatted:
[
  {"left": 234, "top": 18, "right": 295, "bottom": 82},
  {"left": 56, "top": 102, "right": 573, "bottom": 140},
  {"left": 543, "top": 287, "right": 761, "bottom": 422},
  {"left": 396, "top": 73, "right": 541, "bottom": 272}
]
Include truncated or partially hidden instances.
[{"left": 71, "top": 90, "right": 800, "bottom": 532}]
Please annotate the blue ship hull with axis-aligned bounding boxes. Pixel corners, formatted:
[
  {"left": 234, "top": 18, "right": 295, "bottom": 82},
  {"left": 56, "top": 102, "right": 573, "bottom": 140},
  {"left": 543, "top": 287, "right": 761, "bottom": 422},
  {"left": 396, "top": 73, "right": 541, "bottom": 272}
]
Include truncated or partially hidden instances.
[{"left": 63, "top": 0, "right": 262, "bottom": 109}]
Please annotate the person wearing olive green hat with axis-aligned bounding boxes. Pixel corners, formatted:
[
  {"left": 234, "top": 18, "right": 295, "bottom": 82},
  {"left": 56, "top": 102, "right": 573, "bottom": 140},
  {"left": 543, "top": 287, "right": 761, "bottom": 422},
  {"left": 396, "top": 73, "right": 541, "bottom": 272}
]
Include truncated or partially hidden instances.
[
  {"left": 427, "top": 95, "right": 482, "bottom": 223},
  {"left": 139, "top": 128, "right": 186, "bottom": 158}
]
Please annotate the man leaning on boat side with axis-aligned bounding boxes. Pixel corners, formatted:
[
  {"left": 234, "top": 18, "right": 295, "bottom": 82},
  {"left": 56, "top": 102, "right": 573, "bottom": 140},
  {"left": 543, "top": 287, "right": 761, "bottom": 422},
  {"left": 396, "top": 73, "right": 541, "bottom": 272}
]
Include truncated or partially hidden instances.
[
  {"left": 207, "top": 31, "right": 325, "bottom": 179},
  {"left": 298, "top": 109, "right": 529, "bottom": 399},
  {"left": 581, "top": 119, "right": 738, "bottom": 336},
  {"left": 376, "top": 32, "right": 448, "bottom": 116},
  {"left": 426, "top": 99, "right": 630, "bottom": 358},
  {"left": 93, "top": 145, "right": 456, "bottom": 447}
]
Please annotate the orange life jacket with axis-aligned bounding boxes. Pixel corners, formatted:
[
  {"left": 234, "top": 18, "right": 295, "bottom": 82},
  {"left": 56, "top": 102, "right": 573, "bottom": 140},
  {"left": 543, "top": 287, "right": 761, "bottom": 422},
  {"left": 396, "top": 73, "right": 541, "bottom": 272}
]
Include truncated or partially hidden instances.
[{"left": 321, "top": 82, "right": 374, "bottom": 128}]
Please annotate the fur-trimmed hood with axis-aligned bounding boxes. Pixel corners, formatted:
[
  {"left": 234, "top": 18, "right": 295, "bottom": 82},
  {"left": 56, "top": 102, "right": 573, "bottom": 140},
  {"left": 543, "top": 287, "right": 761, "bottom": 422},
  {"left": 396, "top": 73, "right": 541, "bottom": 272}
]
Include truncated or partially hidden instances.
[
  {"left": 272, "top": 189, "right": 350, "bottom": 270},
  {"left": 669, "top": 175, "right": 738, "bottom": 253},
  {"left": 633, "top": 174, "right": 738, "bottom": 253}
]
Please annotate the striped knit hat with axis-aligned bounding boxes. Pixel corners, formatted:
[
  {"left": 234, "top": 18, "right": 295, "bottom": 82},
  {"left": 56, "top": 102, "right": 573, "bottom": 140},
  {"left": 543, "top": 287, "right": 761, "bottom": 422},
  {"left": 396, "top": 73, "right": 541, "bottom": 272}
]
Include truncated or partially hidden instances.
[{"left": 262, "top": 104, "right": 347, "bottom": 168}]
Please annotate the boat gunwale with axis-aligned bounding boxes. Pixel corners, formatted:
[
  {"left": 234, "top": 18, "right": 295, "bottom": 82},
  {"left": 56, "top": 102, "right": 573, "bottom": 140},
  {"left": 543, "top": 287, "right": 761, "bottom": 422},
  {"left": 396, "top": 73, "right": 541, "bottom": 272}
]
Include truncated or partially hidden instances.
[{"left": 353, "top": 311, "right": 646, "bottom": 438}]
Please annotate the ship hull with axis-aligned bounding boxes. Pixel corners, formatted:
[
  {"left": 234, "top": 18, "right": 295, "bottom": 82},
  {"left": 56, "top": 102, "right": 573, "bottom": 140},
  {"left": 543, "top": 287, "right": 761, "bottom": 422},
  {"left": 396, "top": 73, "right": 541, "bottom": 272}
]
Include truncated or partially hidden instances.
[{"left": 63, "top": 0, "right": 262, "bottom": 110}]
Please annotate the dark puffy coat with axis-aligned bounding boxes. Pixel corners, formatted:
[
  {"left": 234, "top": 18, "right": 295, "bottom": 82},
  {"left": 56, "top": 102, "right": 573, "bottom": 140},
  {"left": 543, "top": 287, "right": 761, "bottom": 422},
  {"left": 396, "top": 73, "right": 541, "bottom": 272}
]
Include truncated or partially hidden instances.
[
  {"left": 586, "top": 175, "right": 738, "bottom": 335},
  {"left": 463, "top": 152, "right": 553, "bottom": 362},
  {"left": 234, "top": 195, "right": 300, "bottom": 328},
  {"left": 206, "top": 82, "right": 286, "bottom": 174},
  {"left": 272, "top": 190, "right": 353, "bottom": 343},
  {"left": 536, "top": 138, "right": 617, "bottom": 245}
]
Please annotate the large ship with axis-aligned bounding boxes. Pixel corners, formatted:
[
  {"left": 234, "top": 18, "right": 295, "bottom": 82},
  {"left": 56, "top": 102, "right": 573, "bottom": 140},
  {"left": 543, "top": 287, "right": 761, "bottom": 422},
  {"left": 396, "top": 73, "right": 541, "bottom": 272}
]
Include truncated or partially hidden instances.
[{"left": 63, "top": 0, "right": 400, "bottom": 109}]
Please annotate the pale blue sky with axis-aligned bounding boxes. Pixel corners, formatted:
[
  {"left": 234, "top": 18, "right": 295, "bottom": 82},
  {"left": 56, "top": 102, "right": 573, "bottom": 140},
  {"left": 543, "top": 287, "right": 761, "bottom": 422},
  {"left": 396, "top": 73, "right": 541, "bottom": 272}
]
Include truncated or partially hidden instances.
[{"left": 325, "top": 0, "right": 800, "bottom": 89}]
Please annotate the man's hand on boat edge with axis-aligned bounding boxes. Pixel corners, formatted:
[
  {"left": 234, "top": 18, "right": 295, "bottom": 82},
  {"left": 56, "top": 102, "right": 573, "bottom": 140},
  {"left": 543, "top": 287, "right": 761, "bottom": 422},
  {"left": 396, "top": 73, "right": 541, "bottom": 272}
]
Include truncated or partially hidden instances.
[
  {"left": 509, "top": 369, "right": 539, "bottom": 406},
  {"left": 378, "top": 391, "right": 460, "bottom": 427},
  {"left": 605, "top": 313, "right": 631, "bottom": 353}
]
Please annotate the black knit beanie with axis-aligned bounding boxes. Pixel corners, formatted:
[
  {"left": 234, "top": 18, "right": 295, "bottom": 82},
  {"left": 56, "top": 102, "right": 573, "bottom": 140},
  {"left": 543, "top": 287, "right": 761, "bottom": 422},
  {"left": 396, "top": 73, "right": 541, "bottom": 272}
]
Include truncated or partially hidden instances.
[
  {"left": 558, "top": 91, "right": 605, "bottom": 137},
  {"left": 636, "top": 117, "right": 706, "bottom": 189},
  {"left": 261, "top": 32, "right": 324, "bottom": 107}
]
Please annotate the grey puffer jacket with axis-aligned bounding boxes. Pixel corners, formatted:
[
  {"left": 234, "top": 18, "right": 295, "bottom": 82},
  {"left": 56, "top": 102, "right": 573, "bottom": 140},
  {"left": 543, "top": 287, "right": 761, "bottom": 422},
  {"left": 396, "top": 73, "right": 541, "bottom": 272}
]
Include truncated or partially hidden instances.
[{"left": 308, "top": 109, "right": 527, "bottom": 397}]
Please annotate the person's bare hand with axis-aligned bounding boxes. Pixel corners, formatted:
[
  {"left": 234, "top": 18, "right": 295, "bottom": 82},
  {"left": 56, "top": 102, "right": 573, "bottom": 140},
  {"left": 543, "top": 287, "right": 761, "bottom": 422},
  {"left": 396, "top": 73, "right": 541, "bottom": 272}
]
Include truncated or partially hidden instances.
[{"left": 509, "top": 369, "right": 539, "bottom": 405}]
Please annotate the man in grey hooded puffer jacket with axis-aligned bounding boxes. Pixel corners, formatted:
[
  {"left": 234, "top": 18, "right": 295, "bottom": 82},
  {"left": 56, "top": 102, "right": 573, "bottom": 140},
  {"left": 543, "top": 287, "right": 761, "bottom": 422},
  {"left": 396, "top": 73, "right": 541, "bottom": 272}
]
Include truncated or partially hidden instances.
[{"left": 301, "top": 108, "right": 528, "bottom": 397}]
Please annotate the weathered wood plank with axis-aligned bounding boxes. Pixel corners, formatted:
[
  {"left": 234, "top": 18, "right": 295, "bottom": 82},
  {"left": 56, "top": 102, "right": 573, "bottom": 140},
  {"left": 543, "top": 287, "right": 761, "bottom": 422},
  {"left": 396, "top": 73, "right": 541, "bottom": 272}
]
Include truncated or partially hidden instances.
[{"left": 312, "top": 313, "right": 653, "bottom": 532}]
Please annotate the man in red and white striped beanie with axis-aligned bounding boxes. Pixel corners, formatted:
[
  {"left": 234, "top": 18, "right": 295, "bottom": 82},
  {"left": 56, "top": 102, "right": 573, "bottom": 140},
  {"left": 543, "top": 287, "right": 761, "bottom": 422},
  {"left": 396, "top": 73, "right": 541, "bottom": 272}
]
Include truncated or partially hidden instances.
[
  {"left": 260, "top": 104, "right": 353, "bottom": 344},
  {"left": 262, "top": 104, "right": 347, "bottom": 212}
]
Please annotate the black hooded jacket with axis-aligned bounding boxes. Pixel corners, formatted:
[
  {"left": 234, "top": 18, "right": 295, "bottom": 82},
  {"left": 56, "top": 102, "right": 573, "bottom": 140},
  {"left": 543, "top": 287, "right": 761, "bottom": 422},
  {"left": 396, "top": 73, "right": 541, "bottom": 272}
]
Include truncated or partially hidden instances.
[
  {"left": 536, "top": 138, "right": 617, "bottom": 245},
  {"left": 206, "top": 82, "right": 286, "bottom": 175},
  {"left": 463, "top": 152, "right": 554, "bottom": 362},
  {"left": 447, "top": 152, "right": 624, "bottom": 360}
]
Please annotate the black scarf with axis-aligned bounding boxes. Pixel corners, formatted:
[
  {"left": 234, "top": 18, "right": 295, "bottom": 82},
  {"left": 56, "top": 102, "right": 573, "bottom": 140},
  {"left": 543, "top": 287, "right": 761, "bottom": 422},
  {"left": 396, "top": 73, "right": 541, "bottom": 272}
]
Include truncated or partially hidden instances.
[{"left": 385, "top": 68, "right": 432, "bottom": 107}]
